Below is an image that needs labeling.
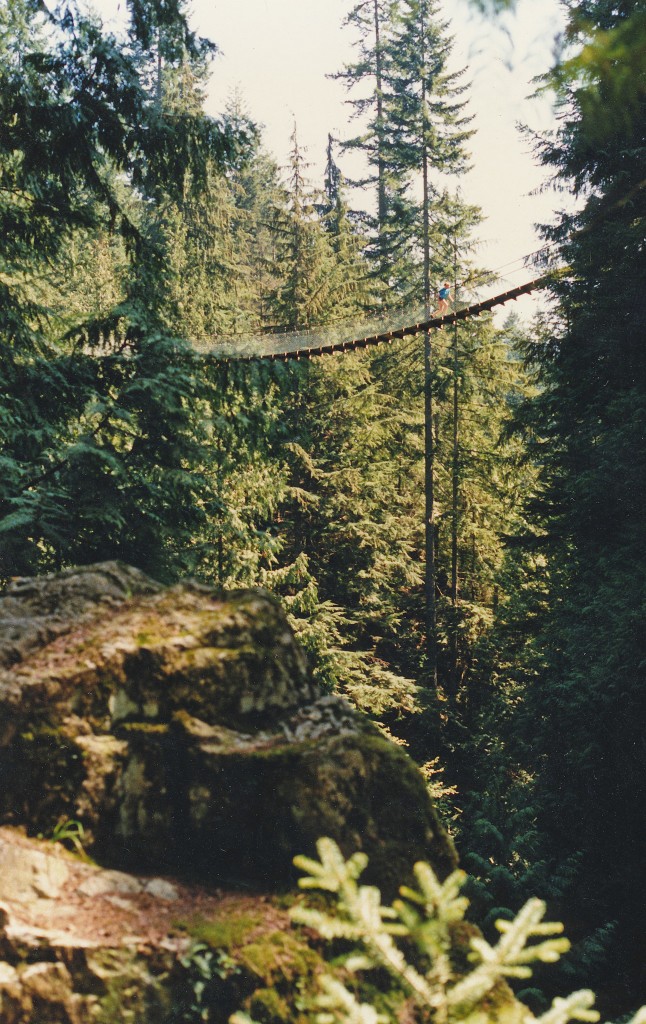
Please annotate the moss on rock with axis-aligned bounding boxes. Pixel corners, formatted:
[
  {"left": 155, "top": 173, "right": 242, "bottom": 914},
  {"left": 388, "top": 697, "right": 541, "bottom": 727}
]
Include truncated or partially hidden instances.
[
  {"left": 0, "top": 563, "right": 457, "bottom": 894},
  {"left": 238, "top": 930, "right": 322, "bottom": 988},
  {"left": 186, "top": 911, "right": 265, "bottom": 952},
  {"left": 0, "top": 724, "right": 86, "bottom": 835},
  {"left": 185, "top": 915, "right": 327, "bottom": 1024},
  {"left": 247, "top": 987, "right": 293, "bottom": 1024}
]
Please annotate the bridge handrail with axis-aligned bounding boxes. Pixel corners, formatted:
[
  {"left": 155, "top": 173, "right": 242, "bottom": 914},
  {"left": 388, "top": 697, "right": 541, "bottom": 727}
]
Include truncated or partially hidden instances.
[{"left": 194, "top": 273, "right": 554, "bottom": 362}]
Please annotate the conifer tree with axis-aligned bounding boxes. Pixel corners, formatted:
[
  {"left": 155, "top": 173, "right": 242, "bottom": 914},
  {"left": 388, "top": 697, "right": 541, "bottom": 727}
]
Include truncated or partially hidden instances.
[
  {"left": 285, "top": 837, "right": 620, "bottom": 1024},
  {"left": 456, "top": 2, "right": 646, "bottom": 1011},
  {"left": 522, "top": 15, "right": 645, "bottom": 1018},
  {"left": 320, "top": 135, "right": 375, "bottom": 315},
  {"left": 0, "top": 0, "right": 242, "bottom": 581},
  {"left": 333, "top": 0, "right": 401, "bottom": 286},
  {"left": 270, "top": 126, "right": 358, "bottom": 329},
  {"left": 205, "top": 94, "right": 295, "bottom": 330},
  {"left": 0, "top": 0, "right": 36, "bottom": 66},
  {"left": 383, "top": 0, "right": 474, "bottom": 302},
  {"left": 271, "top": 347, "right": 422, "bottom": 713},
  {"left": 335, "top": 0, "right": 478, "bottom": 687},
  {"left": 383, "top": 0, "right": 473, "bottom": 681},
  {"left": 132, "top": 87, "right": 294, "bottom": 587},
  {"left": 127, "top": 0, "right": 215, "bottom": 109}
]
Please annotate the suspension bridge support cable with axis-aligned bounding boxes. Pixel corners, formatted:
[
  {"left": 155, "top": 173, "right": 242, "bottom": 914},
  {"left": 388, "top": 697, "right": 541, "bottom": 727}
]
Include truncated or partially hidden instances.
[{"left": 198, "top": 274, "right": 553, "bottom": 363}]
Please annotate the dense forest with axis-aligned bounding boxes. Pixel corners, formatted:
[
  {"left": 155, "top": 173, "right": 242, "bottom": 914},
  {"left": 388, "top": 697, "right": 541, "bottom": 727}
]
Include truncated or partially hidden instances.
[{"left": 1, "top": 0, "right": 645, "bottom": 1018}]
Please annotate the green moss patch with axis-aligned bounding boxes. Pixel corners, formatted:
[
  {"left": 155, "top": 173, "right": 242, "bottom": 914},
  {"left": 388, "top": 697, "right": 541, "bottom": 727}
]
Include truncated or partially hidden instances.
[
  {"left": 186, "top": 910, "right": 265, "bottom": 952},
  {"left": 239, "top": 929, "right": 322, "bottom": 986},
  {"left": 179, "top": 904, "right": 327, "bottom": 1024},
  {"left": 247, "top": 987, "right": 293, "bottom": 1024}
]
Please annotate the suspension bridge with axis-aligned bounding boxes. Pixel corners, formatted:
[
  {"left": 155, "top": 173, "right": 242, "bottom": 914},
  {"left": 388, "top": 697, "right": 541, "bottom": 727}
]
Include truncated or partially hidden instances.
[{"left": 193, "top": 248, "right": 558, "bottom": 362}]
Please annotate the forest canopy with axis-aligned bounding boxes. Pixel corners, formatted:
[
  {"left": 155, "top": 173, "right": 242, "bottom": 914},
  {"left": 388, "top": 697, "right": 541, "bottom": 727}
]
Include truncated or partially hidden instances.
[{"left": 0, "top": 0, "right": 645, "bottom": 1017}]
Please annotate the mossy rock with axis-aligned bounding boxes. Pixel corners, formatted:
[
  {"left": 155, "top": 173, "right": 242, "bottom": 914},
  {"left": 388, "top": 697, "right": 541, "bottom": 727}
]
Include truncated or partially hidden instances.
[
  {"left": 186, "top": 910, "right": 266, "bottom": 953},
  {"left": 247, "top": 987, "right": 293, "bottom": 1024},
  {"left": 87, "top": 947, "right": 177, "bottom": 1024},
  {"left": 0, "top": 562, "right": 456, "bottom": 893},
  {"left": 238, "top": 930, "right": 323, "bottom": 987},
  {"left": 186, "top": 916, "right": 327, "bottom": 1024},
  {"left": 0, "top": 725, "right": 86, "bottom": 834}
]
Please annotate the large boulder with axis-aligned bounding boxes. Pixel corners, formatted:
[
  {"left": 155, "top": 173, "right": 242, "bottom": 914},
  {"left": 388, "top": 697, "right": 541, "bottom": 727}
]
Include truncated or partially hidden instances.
[{"left": 0, "top": 563, "right": 456, "bottom": 892}]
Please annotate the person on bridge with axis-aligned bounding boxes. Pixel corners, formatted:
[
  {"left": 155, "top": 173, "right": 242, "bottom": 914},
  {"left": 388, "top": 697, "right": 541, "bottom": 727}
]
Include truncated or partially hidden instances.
[{"left": 436, "top": 281, "right": 452, "bottom": 316}]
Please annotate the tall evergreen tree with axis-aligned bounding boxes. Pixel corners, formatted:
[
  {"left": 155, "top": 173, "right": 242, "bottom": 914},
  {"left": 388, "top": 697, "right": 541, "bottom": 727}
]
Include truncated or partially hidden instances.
[
  {"left": 333, "top": 0, "right": 409, "bottom": 290},
  {"left": 0, "top": 0, "right": 242, "bottom": 581},
  {"left": 269, "top": 126, "right": 360, "bottom": 329},
  {"left": 477, "top": 1, "right": 646, "bottom": 1011},
  {"left": 320, "top": 135, "right": 374, "bottom": 314},
  {"left": 384, "top": 0, "right": 474, "bottom": 301},
  {"left": 127, "top": 0, "right": 215, "bottom": 109},
  {"left": 336, "top": 0, "right": 477, "bottom": 684},
  {"left": 335, "top": 0, "right": 474, "bottom": 300}
]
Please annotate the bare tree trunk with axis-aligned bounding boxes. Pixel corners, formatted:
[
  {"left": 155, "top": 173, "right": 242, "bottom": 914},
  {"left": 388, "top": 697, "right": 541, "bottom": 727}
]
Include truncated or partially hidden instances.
[
  {"left": 420, "top": 2, "right": 437, "bottom": 690},
  {"left": 449, "top": 237, "right": 460, "bottom": 697},
  {"left": 373, "top": 0, "right": 388, "bottom": 278}
]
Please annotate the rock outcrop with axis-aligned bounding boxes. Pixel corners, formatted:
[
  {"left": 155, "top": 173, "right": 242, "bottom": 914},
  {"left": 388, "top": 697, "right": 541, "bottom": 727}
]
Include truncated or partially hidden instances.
[
  {"left": 0, "top": 825, "right": 314, "bottom": 1024},
  {"left": 0, "top": 562, "right": 456, "bottom": 892},
  {"left": 0, "top": 563, "right": 535, "bottom": 1024}
]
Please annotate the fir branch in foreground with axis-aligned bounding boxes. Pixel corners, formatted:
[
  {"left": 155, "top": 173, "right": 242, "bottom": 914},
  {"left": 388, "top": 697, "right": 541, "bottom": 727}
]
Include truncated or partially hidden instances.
[{"left": 229, "top": 837, "right": 646, "bottom": 1024}]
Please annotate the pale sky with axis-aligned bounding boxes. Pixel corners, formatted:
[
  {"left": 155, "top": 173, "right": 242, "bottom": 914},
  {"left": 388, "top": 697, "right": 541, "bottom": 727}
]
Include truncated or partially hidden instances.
[{"left": 93, "top": 0, "right": 568, "bottom": 312}]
